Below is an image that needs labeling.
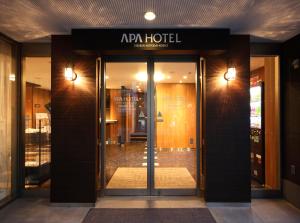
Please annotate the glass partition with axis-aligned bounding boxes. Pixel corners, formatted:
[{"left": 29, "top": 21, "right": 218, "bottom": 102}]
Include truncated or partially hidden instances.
[
  {"left": 250, "top": 56, "right": 280, "bottom": 190},
  {"left": 0, "top": 38, "right": 17, "bottom": 201},
  {"left": 23, "top": 57, "right": 51, "bottom": 189},
  {"left": 154, "top": 62, "right": 197, "bottom": 189},
  {"left": 105, "top": 62, "right": 148, "bottom": 189}
]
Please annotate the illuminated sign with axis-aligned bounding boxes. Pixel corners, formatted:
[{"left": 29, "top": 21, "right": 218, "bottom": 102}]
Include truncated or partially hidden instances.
[
  {"left": 120, "top": 33, "right": 181, "bottom": 48},
  {"left": 72, "top": 28, "right": 230, "bottom": 51}
]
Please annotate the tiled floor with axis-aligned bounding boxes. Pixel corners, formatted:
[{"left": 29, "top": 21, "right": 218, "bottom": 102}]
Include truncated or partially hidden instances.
[{"left": 0, "top": 197, "right": 300, "bottom": 223}]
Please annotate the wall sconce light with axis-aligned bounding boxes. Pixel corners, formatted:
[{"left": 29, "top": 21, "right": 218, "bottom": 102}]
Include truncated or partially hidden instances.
[
  {"left": 224, "top": 66, "right": 236, "bottom": 81},
  {"left": 64, "top": 66, "right": 77, "bottom": 81}
]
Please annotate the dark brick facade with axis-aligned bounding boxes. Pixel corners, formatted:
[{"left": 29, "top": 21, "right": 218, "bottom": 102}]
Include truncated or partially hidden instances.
[
  {"left": 51, "top": 35, "right": 98, "bottom": 203},
  {"left": 282, "top": 34, "right": 300, "bottom": 186},
  {"left": 51, "top": 33, "right": 251, "bottom": 203},
  {"left": 204, "top": 35, "right": 251, "bottom": 202}
]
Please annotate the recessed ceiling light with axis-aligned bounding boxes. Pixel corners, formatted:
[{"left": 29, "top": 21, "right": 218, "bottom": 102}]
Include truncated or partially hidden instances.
[
  {"left": 144, "top": 11, "right": 156, "bottom": 21},
  {"left": 183, "top": 75, "right": 187, "bottom": 79},
  {"left": 154, "top": 72, "right": 164, "bottom": 82},
  {"left": 179, "top": 80, "right": 183, "bottom": 83}
]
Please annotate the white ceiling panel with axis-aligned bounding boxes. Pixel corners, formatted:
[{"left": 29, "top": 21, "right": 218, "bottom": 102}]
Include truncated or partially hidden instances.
[{"left": 0, "top": 0, "right": 299, "bottom": 42}]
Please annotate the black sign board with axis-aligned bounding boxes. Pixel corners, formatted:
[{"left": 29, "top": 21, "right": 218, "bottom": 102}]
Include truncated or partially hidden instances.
[{"left": 72, "top": 28, "right": 230, "bottom": 51}]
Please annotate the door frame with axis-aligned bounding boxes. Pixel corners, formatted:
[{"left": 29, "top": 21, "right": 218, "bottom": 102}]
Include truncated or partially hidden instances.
[{"left": 99, "top": 55, "right": 202, "bottom": 196}]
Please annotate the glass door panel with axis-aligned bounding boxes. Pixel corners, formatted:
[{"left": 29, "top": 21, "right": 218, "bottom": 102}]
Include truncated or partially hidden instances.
[
  {"left": 104, "top": 62, "right": 148, "bottom": 189},
  {"left": 154, "top": 62, "right": 197, "bottom": 189}
]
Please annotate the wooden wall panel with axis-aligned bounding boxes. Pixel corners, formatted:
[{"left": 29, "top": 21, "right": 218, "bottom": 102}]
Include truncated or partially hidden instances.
[
  {"left": 156, "top": 83, "right": 196, "bottom": 148},
  {"left": 264, "top": 57, "right": 280, "bottom": 189},
  {"left": 25, "top": 82, "right": 50, "bottom": 128},
  {"left": 25, "top": 83, "right": 33, "bottom": 127}
]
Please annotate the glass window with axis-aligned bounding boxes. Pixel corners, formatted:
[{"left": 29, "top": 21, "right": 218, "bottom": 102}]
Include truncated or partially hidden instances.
[
  {"left": 23, "top": 57, "right": 51, "bottom": 189},
  {"left": 105, "top": 62, "right": 148, "bottom": 189},
  {"left": 154, "top": 62, "right": 197, "bottom": 189},
  {"left": 0, "top": 39, "right": 17, "bottom": 201},
  {"left": 250, "top": 56, "right": 280, "bottom": 190}
]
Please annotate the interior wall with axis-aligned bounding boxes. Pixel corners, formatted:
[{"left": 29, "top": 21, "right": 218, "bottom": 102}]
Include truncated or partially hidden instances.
[
  {"left": 204, "top": 35, "right": 251, "bottom": 202},
  {"left": 25, "top": 82, "right": 50, "bottom": 128},
  {"left": 156, "top": 83, "right": 196, "bottom": 149}
]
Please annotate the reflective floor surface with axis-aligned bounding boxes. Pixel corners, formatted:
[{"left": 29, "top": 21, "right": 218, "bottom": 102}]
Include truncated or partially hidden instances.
[{"left": 0, "top": 197, "right": 300, "bottom": 223}]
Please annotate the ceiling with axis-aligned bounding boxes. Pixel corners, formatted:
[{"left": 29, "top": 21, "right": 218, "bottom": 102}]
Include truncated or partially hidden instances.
[
  {"left": 250, "top": 57, "right": 265, "bottom": 71},
  {"left": 0, "top": 0, "right": 300, "bottom": 42},
  {"left": 106, "top": 62, "right": 196, "bottom": 90},
  {"left": 24, "top": 57, "right": 51, "bottom": 90}
]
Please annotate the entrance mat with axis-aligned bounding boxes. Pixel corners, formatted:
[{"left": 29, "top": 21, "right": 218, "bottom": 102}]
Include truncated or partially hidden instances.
[
  {"left": 82, "top": 208, "right": 216, "bottom": 223},
  {"left": 107, "top": 167, "right": 196, "bottom": 189}
]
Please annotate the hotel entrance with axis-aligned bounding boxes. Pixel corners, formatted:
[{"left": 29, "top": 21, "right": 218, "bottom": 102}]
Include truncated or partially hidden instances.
[{"left": 99, "top": 57, "right": 202, "bottom": 195}]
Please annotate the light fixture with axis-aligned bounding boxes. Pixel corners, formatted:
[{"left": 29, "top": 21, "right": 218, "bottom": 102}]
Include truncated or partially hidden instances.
[
  {"left": 183, "top": 75, "right": 187, "bottom": 79},
  {"left": 154, "top": 72, "right": 164, "bottom": 82},
  {"left": 64, "top": 66, "right": 77, "bottom": 81},
  {"left": 105, "top": 75, "right": 109, "bottom": 79},
  {"left": 224, "top": 67, "right": 236, "bottom": 81},
  {"left": 9, "top": 74, "right": 15, "bottom": 81},
  {"left": 136, "top": 72, "right": 147, "bottom": 82},
  {"left": 179, "top": 80, "right": 182, "bottom": 83},
  {"left": 144, "top": 11, "right": 156, "bottom": 21},
  {"left": 135, "top": 71, "right": 165, "bottom": 82}
]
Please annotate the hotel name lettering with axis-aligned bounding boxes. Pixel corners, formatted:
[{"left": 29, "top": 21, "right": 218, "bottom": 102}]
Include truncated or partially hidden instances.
[{"left": 121, "top": 33, "right": 182, "bottom": 48}]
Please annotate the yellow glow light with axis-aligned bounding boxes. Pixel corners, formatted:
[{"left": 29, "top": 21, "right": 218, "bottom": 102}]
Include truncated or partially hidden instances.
[
  {"left": 64, "top": 67, "right": 77, "bottom": 81},
  {"left": 224, "top": 67, "right": 236, "bottom": 81},
  {"left": 154, "top": 72, "right": 164, "bottom": 82},
  {"left": 144, "top": 11, "right": 156, "bottom": 21},
  {"left": 135, "top": 72, "right": 147, "bottom": 82},
  {"left": 9, "top": 74, "right": 15, "bottom": 81}
]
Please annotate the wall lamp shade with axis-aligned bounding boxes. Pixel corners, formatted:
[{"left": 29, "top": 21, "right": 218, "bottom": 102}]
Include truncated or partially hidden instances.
[
  {"left": 64, "top": 67, "right": 77, "bottom": 81},
  {"left": 224, "top": 67, "right": 236, "bottom": 81}
]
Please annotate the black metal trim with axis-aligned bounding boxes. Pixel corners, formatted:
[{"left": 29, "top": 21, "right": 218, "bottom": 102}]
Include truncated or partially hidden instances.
[
  {"left": 148, "top": 58, "right": 155, "bottom": 195},
  {"left": 100, "top": 58, "right": 106, "bottom": 195},
  {"left": 104, "top": 189, "right": 148, "bottom": 196},
  {"left": 151, "top": 189, "right": 197, "bottom": 196}
]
